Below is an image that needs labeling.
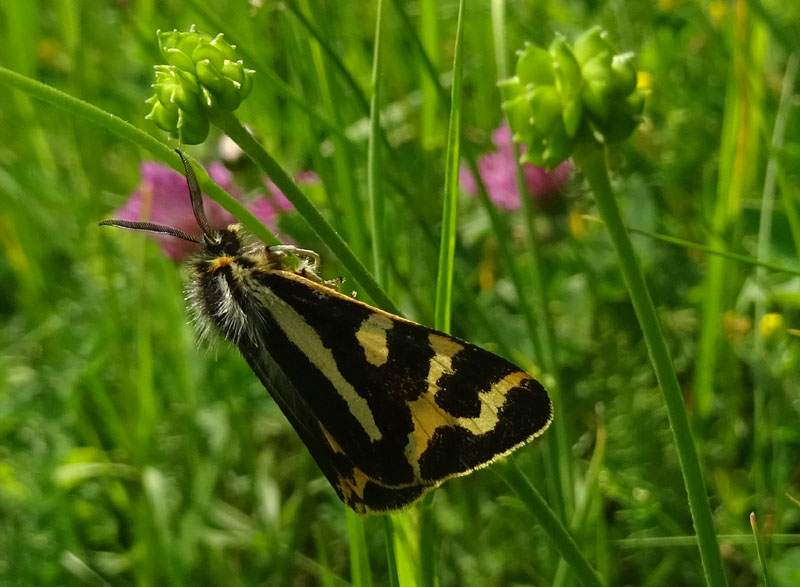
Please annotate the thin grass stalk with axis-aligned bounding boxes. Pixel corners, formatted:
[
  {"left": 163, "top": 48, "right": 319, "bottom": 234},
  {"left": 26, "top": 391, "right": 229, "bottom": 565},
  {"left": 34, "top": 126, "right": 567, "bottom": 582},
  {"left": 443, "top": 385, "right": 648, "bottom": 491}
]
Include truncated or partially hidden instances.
[
  {"left": 573, "top": 141, "right": 728, "bottom": 587},
  {"left": 368, "top": 0, "right": 387, "bottom": 286},
  {"left": 621, "top": 225, "right": 800, "bottom": 277},
  {"left": 749, "top": 513, "right": 773, "bottom": 587},
  {"left": 418, "top": 0, "right": 440, "bottom": 149},
  {"left": 617, "top": 534, "right": 800, "bottom": 548},
  {"left": 554, "top": 424, "right": 607, "bottom": 586},
  {"left": 495, "top": 460, "right": 604, "bottom": 587},
  {"left": 389, "top": 513, "right": 422, "bottom": 586},
  {"left": 433, "top": 0, "right": 465, "bottom": 334},
  {"left": 346, "top": 509, "right": 374, "bottom": 587},
  {"left": 383, "top": 517, "right": 400, "bottom": 587},
  {"left": 209, "top": 110, "right": 399, "bottom": 314},
  {"left": 418, "top": 495, "right": 435, "bottom": 587}
]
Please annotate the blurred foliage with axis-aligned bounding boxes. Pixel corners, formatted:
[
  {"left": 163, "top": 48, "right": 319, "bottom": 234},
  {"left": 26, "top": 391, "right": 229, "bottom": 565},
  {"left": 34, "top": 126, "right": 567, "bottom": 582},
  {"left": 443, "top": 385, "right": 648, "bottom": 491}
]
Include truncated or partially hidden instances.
[{"left": 1, "top": 0, "right": 800, "bottom": 585}]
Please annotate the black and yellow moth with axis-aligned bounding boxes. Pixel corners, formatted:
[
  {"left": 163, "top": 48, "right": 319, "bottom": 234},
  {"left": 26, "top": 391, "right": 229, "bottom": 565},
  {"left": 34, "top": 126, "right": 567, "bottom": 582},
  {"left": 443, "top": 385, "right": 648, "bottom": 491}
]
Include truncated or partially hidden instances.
[{"left": 100, "top": 150, "right": 553, "bottom": 514}]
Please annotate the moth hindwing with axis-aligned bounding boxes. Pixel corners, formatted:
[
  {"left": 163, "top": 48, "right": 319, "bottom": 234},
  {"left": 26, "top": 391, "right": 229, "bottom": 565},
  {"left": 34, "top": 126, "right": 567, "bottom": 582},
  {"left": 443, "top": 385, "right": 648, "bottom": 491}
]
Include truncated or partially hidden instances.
[{"left": 101, "top": 150, "right": 554, "bottom": 514}]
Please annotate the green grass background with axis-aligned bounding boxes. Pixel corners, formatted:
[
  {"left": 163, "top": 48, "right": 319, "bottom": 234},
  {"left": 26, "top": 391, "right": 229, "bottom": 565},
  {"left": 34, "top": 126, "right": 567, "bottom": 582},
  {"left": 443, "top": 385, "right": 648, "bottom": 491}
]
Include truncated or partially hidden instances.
[{"left": 1, "top": 0, "right": 800, "bottom": 585}]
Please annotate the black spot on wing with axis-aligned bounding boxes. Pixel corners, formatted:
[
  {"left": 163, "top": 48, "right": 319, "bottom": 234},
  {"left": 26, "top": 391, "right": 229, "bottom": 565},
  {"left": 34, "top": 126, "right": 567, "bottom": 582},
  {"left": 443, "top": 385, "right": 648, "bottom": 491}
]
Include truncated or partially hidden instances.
[
  {"left": 417, "top": 377, "right": 552, "bottom": 481},
  {"left": 434, "top": 344, "right": 518, "bottom": 418}
]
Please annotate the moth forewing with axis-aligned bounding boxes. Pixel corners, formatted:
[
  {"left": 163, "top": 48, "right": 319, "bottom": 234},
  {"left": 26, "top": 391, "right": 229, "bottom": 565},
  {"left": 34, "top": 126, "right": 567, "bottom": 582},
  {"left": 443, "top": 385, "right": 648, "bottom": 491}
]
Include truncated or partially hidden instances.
[{"left": 101, "top": 150, "right": 553, "bottom": 514}]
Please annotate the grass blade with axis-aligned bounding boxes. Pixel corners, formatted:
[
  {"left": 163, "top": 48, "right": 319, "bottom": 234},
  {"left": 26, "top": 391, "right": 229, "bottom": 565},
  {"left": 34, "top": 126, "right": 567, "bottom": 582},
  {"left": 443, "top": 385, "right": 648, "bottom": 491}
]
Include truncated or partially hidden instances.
[
  {"left": 573, "top": 142, "right": 728, "bottom": 587},
  {"left": 750, "top": 513, "right": 773, "bottom": 587},
  {"left": 368, "top": 0, "right": 387, "bottom": 285},
  {"left": 346, "top": 509, "right": 373, "bottom": 587},
  {"left": 433, "top": 0, "right": 465, "bottom": 334}
]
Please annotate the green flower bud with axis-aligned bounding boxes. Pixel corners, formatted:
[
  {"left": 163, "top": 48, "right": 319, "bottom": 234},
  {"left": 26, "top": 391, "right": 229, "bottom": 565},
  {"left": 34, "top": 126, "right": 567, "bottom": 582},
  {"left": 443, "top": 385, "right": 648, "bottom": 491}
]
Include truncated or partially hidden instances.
[
  {"left": 147, "top": 25, "right": 255, "bottom": 145},
  {"left": 572, "top": 26, "right": 612, "bottom": 66},
  {"left": 498, "top": 80, "right": 535, "bottom": 145},
  {"left": 145, "top": 95, "right": 178, "bottom": 132},
  {"left": 152, "top": 66, "right": 203, "bottom": 114},
  {"left": 502, "top": 27, "right": 645, "bottom": 165},
  {"left": 610, "top": 52, "right": 637, "bottom": 96},
  {"left": 515, "top": 44, "right": 555, "bottom": 86},
  {"left": 500, "top": 76, "right": 575, "bottom": 168},
  {"left": 176, "top": 107, "right": 211, "bottom": 145}
]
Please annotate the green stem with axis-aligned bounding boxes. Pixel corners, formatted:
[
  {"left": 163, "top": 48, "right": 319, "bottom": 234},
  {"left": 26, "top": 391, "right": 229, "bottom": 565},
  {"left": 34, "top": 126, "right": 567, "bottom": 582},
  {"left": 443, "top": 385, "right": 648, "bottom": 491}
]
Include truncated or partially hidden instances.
[
  {"left": 750, "top": 513, "right": 773, "bottom": 587},
  {"left": 616, "top": 533, "right": 800, "bottom": 548},
  {"left": 623, "top": 226, "right": 800, "bottom": 277},
  {"left": 495, "top": 461, "right": 604, "bottom": 587},
  {"left": 573, "top": 142, "right": 727, "bottom": 587},
  {"left": 433, "top": 0, "right": 465, "bottom": 334},
  {"left": 0, "top": 66, "right": 273, "bottom": 245},
  {"left": 382, "top": 516, "right": 400, "bottom": 587},
  {"left": 209, "top": 110, "right": 399, "bottom": 314},
  {"left": 368, "top": 0, "right": 387, "bottom": 285},
  {"left": 418, "top": 494, "right": 436, "bottom": 587},
  {"left": 346, "top": 509, "right": 373, "bottom": 587}
]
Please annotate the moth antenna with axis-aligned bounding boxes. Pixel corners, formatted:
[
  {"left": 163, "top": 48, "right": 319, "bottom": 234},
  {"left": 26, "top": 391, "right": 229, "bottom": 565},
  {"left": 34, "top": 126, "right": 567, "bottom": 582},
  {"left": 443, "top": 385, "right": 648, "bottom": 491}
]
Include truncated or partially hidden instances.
[
  {"left": 175, "top": 149, "right": 214, "bottom": 240},
  {"left": 98, "top": 219, "right": 201, "bottom": 244}
]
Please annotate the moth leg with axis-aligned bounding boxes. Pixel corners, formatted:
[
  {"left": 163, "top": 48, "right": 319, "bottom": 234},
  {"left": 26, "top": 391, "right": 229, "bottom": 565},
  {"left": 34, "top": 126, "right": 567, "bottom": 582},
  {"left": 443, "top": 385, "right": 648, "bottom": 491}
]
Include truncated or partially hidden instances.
[
  {"left": 266, "top": 245, "right": 345, "bottom": 291},
  {"left": 267, "top": 245, "right": 321, "bottom": 272}
]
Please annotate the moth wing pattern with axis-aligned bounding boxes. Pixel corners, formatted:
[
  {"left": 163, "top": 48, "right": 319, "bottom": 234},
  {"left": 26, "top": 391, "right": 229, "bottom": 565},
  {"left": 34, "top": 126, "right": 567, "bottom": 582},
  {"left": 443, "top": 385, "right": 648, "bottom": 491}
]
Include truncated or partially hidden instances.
[
  {"left": 238, "top": 334, "right": 431, "bottom": 513},
  {"left": 234, "top": 268, "right": 552, "bottom": 512}
]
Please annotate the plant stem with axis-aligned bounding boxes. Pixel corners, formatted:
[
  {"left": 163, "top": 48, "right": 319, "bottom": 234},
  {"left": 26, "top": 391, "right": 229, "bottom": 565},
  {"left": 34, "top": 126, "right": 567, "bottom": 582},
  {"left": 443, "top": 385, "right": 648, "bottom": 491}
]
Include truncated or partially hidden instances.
[
  {"left": 573, "top": 141, "right": 728, "bottom": 587},
  {"left": 368, "top": 0, "right": 387, "bottom": 286},
  {"left": 749, "top": 513, "right": 773, "bottom": 587},
  {"left": 433, "top": 0, "right": 465, "bottom": 334}
]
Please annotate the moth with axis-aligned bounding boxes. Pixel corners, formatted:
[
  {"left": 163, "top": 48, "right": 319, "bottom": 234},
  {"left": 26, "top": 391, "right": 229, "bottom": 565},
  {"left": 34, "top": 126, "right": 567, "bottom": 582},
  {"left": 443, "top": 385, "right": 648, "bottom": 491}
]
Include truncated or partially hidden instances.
[{"left": 100, "top": 150, "right": 553, "bottom": 514}]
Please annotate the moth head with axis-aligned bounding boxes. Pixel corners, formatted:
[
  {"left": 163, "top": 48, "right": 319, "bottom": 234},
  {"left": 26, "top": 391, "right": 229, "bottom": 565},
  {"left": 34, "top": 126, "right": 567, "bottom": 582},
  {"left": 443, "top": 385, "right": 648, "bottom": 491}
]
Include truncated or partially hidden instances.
[{"left": 99, "top": 149, "right": 226, "bottom": 250}]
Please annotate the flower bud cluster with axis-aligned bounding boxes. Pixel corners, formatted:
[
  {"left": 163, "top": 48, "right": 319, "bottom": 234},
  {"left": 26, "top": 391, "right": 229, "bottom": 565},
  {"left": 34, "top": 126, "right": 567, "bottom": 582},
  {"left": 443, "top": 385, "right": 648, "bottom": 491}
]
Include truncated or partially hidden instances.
[
  {"left": 501, "top": 27, "right": 645, "bottom": 167},
  {"left": 146, "top": 25, "right": 255, "bottom": 144}
]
